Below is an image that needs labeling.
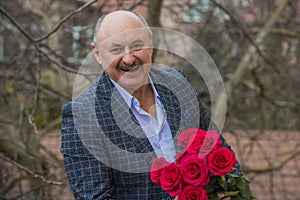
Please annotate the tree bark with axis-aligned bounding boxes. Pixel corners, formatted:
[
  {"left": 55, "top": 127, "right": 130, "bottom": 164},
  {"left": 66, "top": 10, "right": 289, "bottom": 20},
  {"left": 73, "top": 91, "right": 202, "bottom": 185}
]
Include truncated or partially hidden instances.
[
  {"left": 215, "top": 0, "right": 291, "bottom": 129},
  {"left": 228, "top": 0, "right": 291, "bottom": 94},
  {"left": 146, "top": 0, "right": 163, "bottom": 27},
  {"left": 146, "top": 0, "right": 163, "bottom": 61}
]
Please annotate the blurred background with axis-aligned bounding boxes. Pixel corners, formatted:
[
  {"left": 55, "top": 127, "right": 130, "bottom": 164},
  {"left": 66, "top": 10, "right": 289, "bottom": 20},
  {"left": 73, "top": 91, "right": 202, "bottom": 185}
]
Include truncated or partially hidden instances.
[{"left": 0, "top": 0, "right": 299, "bottom": 199}]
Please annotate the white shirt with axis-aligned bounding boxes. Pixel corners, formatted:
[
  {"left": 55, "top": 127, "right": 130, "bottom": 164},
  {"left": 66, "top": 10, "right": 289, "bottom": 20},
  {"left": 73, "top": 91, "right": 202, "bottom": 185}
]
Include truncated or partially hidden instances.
[{"left": 110, "top": 77, "right": 176, "bottom": 162}]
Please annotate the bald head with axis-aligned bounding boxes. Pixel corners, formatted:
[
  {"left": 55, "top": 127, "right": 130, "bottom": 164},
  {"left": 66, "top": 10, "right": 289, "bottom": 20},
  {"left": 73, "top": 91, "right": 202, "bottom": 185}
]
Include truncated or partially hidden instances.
[
  {"left": 90, "top": 10, "right": 154, "bottom": 91},
  {"left": 92, "top": 10, "right": 152, "bottom": 46}
]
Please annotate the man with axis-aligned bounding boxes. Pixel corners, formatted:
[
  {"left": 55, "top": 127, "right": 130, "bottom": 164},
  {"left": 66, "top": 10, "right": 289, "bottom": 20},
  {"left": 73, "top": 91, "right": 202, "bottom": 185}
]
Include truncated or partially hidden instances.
[{"left": 61, "top": 10, "right": 234, "bottom": 199}]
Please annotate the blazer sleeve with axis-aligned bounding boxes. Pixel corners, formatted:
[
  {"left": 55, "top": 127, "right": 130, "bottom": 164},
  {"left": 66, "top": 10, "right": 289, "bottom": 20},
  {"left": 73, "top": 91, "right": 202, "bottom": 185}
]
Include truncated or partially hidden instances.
[{"left": 60, "top": 102, "right": 116, "bottom": 200}]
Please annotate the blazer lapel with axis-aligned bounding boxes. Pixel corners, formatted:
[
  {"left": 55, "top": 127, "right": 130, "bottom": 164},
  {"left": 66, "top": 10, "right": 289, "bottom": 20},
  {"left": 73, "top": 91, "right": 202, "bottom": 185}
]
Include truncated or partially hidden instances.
[
  {"left": 95, "top": 70, "right": 184, "bottom": 159},
  {"left": 95, "top": 72, "right": 154, "bottom": 154},
  {"left": 155, "top": 84, "right": 181, "bottom": 137},
  {"left": 155, "top": 83, "right": 182, "bottom": 153}
]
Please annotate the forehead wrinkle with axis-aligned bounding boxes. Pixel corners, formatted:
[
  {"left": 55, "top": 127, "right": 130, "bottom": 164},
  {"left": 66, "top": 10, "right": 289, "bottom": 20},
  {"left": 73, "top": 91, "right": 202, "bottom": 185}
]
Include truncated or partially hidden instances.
[
  {"left": 100, "top": 29, "right": 150, "bottom": 49},
  {"left": 97, "top": 12, "right": 145, "bottom": 43}
]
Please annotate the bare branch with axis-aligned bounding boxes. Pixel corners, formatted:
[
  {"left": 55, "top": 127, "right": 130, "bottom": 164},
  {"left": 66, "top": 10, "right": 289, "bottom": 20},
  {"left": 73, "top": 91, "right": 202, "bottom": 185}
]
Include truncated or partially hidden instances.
[
  {"left": 28, "top": 51, "right": 42, "bottom": 135},
  {"left": 271, "top": 28, "right": 300, "bottom": 39},
  {"left": 35, "top": 0, "right": 99, "bottom": 42},
  {"left": 2, "top": 176, "right": 27, "bottom": 195},
  {"left": 125, "top": 0, "right": 145, "bottom": 10},
  {"left": 0, "top": 154, "right": 63, "bottom": 186},
  {"left": 210, "top": 0, "right": 276, "bottom": 68},
  {"left": 214, "top": 0, "right": 291, "bottom": 121},
  {"left": 242, "top": 78, "right": 299, "bottom": 114},
  {"left": 0, "top": 6, "right": 98, "bottom": 76},
  {"left": 8, "top": 183, "right": 48, "bottom": 200},
  {"left": 0, "top": 6, "right": 35, "bottom": 43},
  {"left": 228, "top": 0, "right": 291, "bottom": 89},
  {"left": 242, "top": 149, "right": 300, "bottom": 173},
  {"left": 40, "top": 49, "right": 97, "bottom": 75}
]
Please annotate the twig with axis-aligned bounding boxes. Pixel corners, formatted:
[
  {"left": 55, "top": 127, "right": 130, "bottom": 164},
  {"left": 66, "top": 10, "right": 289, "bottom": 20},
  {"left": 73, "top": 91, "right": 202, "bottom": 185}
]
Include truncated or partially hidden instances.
[
  {"left": 214, "top": 0, "right": 291, "bottom": 113},
  {"left": 0, "top": 6, "right": 98, "bottom": 76},
  {"left": 35, "top": 0, "right": 99, "bottom": 42},
  {"left": 271, "top": 28, "right": 300, "bottom": 39},
  {"left": 2, "top": 175, "right": 27, "bottom": 196},
  {"left": 242, "top": 72, "right": 299, "bottom": 114},
  {"left": 28, "top": 51, "right": 42, "bottom": 135},
  {"left": 0, "top": 154, "right": 63, "bottom": 185},
  {"left": 8, "top": 183, "right": 48, "bottom": 200},
  {"left": 0, "top": 6, "right": 35, "bottom": 43},
  {"left": 242, "top": 149, "right": 300, "bottom": 173},
  {"left": 125, "top": 0, "right": 145, "bottom": 10},
  {"left": 210, "top": 0, "right": 276, "bottom": 69},
  {"left": 16, "top": 103, "right": 25, "bottom": 144}
]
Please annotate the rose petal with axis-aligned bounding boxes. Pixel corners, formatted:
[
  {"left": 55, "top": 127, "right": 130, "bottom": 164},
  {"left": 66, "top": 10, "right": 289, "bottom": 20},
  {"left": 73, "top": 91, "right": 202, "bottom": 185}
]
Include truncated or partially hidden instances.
[
  {"left": 180, "top": 154, "right": 210, "bottom": 187},
  {"left": 178, "top": 128, "right": 198, "bottom": 147},
  {"left": 160, "top": 163, "right": 182, "bottom": 196},
  {"left": 179, "top": 186, "right": 208, "bottom": 200},
  {"left": 208, "top": 147, "right": 236, "bottom": 176},
  {"left": 150, "top": 157, "right": 169, "bottom": 184}
]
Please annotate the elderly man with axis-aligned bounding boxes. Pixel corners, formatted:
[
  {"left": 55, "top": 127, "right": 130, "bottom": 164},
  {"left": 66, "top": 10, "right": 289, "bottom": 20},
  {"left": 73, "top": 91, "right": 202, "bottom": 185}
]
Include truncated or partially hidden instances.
[{"left": 61, "top": 10, "right": 234, "bottom": 199}]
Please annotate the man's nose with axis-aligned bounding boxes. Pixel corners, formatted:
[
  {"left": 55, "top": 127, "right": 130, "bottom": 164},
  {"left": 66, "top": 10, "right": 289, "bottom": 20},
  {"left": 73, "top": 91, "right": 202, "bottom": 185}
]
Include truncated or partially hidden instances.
[{"left": 121, "top": 48, "right": 135, "bottom": 65}]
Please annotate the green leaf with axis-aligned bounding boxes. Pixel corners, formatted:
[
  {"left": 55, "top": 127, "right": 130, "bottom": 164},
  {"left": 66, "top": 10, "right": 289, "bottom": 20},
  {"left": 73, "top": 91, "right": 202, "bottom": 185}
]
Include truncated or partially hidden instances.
[
  {"left": 207, "top": 192, "right": 219, "bottom": 200},
  {"left": 239, "top": 178, "right": 254, "bottom": 199},
  {"left": 218, "top": 177, "right": 229, "bottom": 191},
  {"left": 223, "top": 191, "right": 240, "bottom": 197},
  {"left": 236, "top": 177, "right": 245, "bottom": 189},
  {"left": 206, "top": 176, "right": 218, "bottom": 193},
  {"left": 231, "top": 177, "right": 237, "bottom": 186},
  {"left": 205, "top": 183, "right": 216, "bottom": 193}
]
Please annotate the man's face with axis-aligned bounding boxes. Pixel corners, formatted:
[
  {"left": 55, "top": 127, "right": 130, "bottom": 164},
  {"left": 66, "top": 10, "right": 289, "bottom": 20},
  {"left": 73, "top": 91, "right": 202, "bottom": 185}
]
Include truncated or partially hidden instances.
[{"left": 92, "top": 14, "right": 153, "bottom": 92}]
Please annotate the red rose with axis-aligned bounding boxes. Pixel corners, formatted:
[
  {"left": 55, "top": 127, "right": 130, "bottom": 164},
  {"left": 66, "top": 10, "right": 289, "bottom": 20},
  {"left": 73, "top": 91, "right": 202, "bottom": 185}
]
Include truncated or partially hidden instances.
[
  {"left": 198, "top": 130, "right": 222, "bottom": 157},
  {"left": 175, "top": 149, "right": 188, "bottom": 165},
  {"left": 180, "top": 154, "right": 210, "bottom": 187},
  {"left": 188, "top": 130, "right": 222, "bottom": 157},
  {"left": 160, "top": 162, "right": 182, "bottom": 196},
  {"left": 178, "top": 128, "right": 198, "bottom": 147},
  {"left": 186, "top": 129, "right": 206, "bottom": 154},
  {"left": 150, "top": 157, "right": 169, "bottom": 184},
  {"left": 208, "top": 147, "right": 236, "bottom": 176},
  {"left": 179, "top": 186, "right": 208, "bottom": 200}
]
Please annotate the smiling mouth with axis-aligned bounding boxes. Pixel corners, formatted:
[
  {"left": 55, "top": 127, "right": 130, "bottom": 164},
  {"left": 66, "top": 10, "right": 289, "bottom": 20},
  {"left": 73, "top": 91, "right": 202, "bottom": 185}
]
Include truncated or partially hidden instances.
[
  {"left": 117, "top": 58, "right": 144, "bottom": 72},
  {"left": 119, "top": 65, "right": 141, "bottom": 72}
]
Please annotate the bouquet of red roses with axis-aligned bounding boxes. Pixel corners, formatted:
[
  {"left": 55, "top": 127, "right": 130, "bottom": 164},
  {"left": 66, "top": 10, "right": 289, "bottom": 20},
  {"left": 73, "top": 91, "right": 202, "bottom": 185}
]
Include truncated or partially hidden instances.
[{"left": 150, "top": 128, "right": 254, "bottom": 200}]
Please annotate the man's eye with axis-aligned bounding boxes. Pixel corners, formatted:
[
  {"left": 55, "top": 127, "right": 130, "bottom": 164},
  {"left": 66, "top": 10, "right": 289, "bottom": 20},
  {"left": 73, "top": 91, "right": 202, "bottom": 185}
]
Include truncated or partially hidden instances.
[
  {"left": 130, "top": 43, "right": 144, "bottom": 51},
  {"left": 109, "top": 47, "right": 123, "bottom": 54}
]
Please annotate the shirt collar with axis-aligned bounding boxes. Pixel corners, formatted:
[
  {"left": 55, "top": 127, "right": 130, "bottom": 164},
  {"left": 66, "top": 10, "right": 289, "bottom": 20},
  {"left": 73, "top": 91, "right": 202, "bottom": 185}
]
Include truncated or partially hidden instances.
[{"left": 109, "top": 76, "right": 161, "bottom": 108}]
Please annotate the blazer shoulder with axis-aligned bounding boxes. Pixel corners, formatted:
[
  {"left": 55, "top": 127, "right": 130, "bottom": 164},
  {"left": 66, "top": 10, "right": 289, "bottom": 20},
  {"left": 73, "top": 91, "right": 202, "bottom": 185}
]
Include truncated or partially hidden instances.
[
  {"left": 150, "top": 67, "right": 188, "bottom": 82},
  {"left": 62, "top": 73, "right": 105, "bottom": 113}
]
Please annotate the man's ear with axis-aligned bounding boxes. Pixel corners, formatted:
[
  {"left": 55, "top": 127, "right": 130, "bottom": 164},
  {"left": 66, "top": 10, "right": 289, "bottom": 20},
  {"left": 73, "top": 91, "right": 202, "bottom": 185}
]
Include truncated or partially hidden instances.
[{"left": 91, "top": 43, "right": 102, "bottom": 64}]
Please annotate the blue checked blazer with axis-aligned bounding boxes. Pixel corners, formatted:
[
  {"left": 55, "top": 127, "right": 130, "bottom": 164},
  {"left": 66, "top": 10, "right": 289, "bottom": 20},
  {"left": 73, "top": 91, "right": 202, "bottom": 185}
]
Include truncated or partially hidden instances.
[{"left": 61, "top": 67, "right": 232, "bottom": 199}]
